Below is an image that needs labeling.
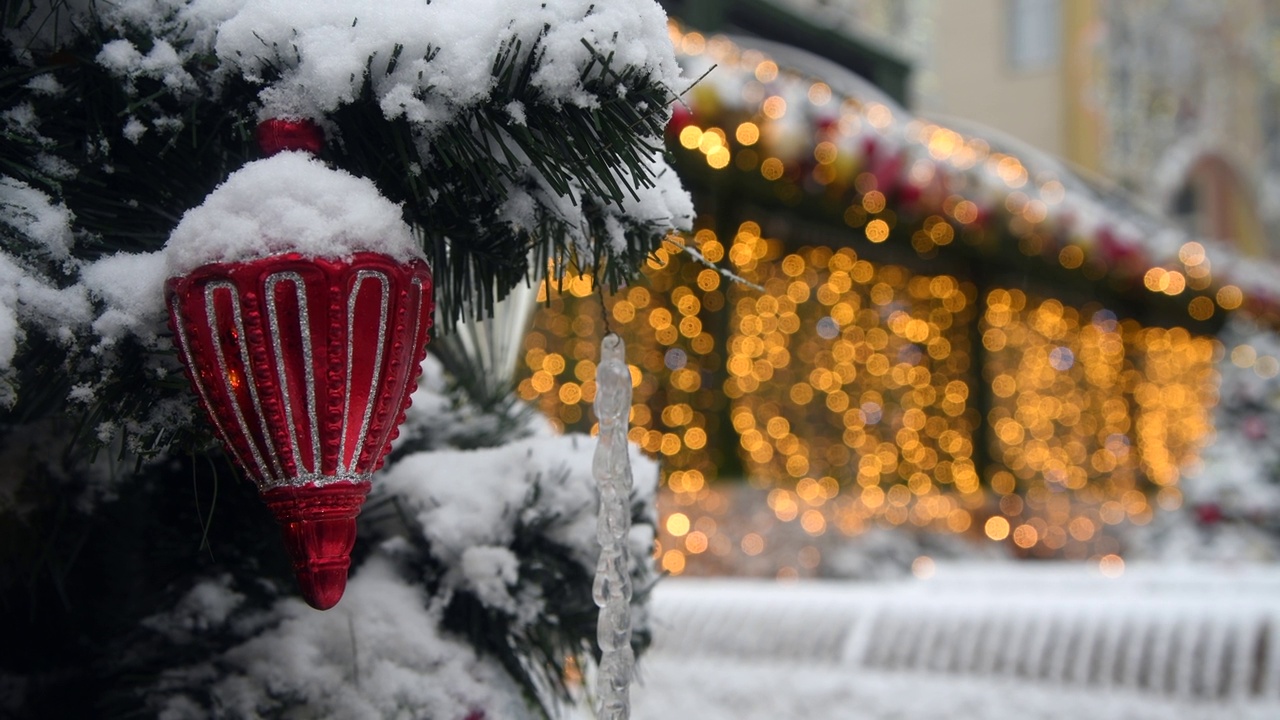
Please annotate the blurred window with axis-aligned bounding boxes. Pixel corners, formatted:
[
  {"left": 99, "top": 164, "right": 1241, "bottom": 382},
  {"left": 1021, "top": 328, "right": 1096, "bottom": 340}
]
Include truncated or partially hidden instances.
[
  {"left": 1170, "top": 155, "right": 1264, "bottom": 254},
  {"left": 1007, "top": 0, "right": 1061, "bottom": 72}
]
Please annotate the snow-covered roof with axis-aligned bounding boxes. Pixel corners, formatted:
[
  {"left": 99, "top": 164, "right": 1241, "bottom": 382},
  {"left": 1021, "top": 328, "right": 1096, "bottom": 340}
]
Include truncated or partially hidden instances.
[{"left": 668, "top": 24, "right": 1280, "bottom": 323}]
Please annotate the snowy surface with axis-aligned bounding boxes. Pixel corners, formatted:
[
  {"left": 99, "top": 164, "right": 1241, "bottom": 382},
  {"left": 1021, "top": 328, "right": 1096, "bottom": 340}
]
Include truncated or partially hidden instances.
[
  {"left": 625, "top": 660, "right": 1280, "bottom": 720},
  {"left": 612, "top": 568, "right": 1280, "bottom": 720},
  {"left": 97, "top": 0, "right": 691, "bottom": 277},
  {"left": 76, "top": 0, "right": 684, "bottom": 121},
  {"left": 0, "top": 175, "right": 74, "bottom": 257},
  {"left": 81, "top": 250, "right": 168, "bottom": 348},
  {"left": 0, "top": 178, "right": 90, "bottom": 405},
  {"left": 165, "top": 152, "right": 419, "bottom": 274},
  {"left": 209, "top": 0, "right": 682, "bottom": 124}
]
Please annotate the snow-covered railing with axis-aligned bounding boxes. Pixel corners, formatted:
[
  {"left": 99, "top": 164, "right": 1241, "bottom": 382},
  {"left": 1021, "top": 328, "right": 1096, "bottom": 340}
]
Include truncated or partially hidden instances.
[{"left": 648, "top": 564, "right": 1280, "bottom": 701}]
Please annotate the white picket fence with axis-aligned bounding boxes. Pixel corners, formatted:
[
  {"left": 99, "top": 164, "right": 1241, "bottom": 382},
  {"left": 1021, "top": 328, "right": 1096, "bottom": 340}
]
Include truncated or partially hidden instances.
[{"left": 647, "top": 563, "right": 1280, "bottom": 701}]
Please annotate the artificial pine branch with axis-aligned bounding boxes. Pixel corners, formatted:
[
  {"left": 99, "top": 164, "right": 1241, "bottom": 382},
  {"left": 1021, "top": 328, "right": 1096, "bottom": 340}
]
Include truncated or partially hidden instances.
[
  {"left": 1, "top": 5, "right": 673, "bottom": 716},
  {"left": 1, "top": 3, "right": 688, "bottom": 456}
]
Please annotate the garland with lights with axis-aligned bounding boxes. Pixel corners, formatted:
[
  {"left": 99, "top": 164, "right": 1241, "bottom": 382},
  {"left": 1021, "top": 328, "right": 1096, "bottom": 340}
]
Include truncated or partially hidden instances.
[
  {"left": 664, "top": 26, "right": 1277, "bottom": 327},
  {"left": 651, "top": 28, "right": 1233, "bottom": 562},
  {"left": 518, "top": 27, "right": 1242, "bottom": 574}
]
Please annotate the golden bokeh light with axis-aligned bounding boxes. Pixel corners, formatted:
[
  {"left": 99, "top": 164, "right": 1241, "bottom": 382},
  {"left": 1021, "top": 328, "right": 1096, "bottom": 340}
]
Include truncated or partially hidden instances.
[
  {"left": 518, "top": 29, "right": 1236, "bottom": 574},
  {"left": 984, "top": 516, "right": 1011, "bottom": 541},
  {"left": 1216, "top": 285, "right": 1243, "bottom": 310}
]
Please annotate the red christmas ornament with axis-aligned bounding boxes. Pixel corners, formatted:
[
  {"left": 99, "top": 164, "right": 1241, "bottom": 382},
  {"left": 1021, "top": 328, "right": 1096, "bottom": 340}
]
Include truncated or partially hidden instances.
[
  {"left": 167, "top": 252, "right": 433, "bottom": 609},
  {"left": 257, "top": 118, "right": 326, "bottom": 156}
]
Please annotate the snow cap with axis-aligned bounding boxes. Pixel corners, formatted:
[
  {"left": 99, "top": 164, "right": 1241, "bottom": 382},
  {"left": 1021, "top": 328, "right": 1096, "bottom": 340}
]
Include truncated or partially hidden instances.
[{"left": 165, "top": 151, "right": 420, "bottom": 276}]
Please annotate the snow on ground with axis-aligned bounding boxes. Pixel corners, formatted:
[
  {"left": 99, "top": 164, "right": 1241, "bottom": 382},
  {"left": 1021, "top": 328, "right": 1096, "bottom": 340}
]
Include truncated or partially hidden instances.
[
  {"left": 628, "top": 658, "right": 1280, "bottom": 720},
  {"left": 604, "top": 567, "right": 1280, "bottom": 720}
]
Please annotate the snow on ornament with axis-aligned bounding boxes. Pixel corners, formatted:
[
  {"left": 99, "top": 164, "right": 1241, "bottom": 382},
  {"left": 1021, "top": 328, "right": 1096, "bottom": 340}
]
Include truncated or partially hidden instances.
[{"left": 164, "top": 128, "right": 432, "bottom": 610}]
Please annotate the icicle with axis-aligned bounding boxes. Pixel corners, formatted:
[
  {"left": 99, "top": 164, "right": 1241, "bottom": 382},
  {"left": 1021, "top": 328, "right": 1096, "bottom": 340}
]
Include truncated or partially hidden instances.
[{"left": 592, "top": 333, "right": 634, "bottom": 720}]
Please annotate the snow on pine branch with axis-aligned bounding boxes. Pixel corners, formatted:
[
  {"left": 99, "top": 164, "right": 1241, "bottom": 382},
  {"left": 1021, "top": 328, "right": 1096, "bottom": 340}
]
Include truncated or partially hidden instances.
[
  {"left": 0, "top": 176, "right": 181, "bottom": 458},
  {"left": 75, "top": 0, "right": 683, "bottom": 123},
  {"left": 211, "top": 0, "right": 682, "bottom": 125},
  {"left": 147, "top": 559, "right": 529, "bottom": 720},
  {"left": 0, "top": 175, "right": 173, "bottom": 358},
  {"left": 14, "top": 0, "right": 690, "bottom": 296},
  {"left": 1, "top": 0, "right": 692, "bottom": 454},
  {"left": 0, "top": 177, "right": 90, "bottom": 406},
  {"left": 84, "top": 0, "right": 687, "bottom": 193},
  {"left": 141, "top": 359, "right": 659, "bottom": 717},
  {"left": 380, "top": 431, "right": 659, "bottom": 590}
]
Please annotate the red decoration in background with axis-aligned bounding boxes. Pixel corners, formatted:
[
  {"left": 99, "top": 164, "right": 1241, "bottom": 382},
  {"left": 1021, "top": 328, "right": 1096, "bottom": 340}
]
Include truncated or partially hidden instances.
[
  {"left": 1096, "top": 227, "right": 1149, "bottom": 277},
  {"left": 167, "top": 252, "right": 433, "bottom": 609},
  {"left": 896, "top": 182, "right": 922, "bottom": 208},
  {"left": 257, "top": 118, "right": 326, "bottom": 156},
  {"left": 1242, "top": 415, "right": 1268, "bottom": 441},
  {"left": 666, "top": 104, "right": 694, "bottom": 136},
  {"left": 1195, "top": 502, "right": 1224, "bottom": 526}
]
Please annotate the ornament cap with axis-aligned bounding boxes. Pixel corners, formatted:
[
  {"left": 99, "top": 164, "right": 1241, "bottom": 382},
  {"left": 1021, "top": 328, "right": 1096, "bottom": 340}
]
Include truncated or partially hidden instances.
[
  {"left": 263, "top": 481, "right": 371, "bottom": 610},
  {"left": 257, "top": 118, "right": 325, "bottom": 157}
]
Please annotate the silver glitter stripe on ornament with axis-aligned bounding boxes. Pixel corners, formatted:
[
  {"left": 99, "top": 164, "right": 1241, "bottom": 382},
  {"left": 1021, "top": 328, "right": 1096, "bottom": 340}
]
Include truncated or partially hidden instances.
[
  {"left": 264, "top": 271, "right": 321, "bottom": 476},
  {"left": 171, "top": 291, "right": 256, "bottom": 479},
  {"left": 257, "top": 471, "right": 372, "bottom": 491},
  {"left": 593, "top": 332, "right": 634, "bottom": 720},
  {"left": 229, "top": 282, "right": 288, "bottom": 482},
  {"left": 338, "top": 270, "right": 390, "bottom": 474},
  {"left": 383, "top": 274, "right": 427, "bottom": 447},
  {"left": 206, "top": 281, "right": 282, "bottom": 485}
]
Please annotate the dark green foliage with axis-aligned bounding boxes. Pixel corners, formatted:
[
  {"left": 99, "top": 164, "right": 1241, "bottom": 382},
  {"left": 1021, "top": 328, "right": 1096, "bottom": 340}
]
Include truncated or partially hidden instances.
[
  {"left": 0, "top": 376, "right": 655, "bottom": 718},
  {"left": 0, "top": 444, "right": 293, "bottom": 719}
]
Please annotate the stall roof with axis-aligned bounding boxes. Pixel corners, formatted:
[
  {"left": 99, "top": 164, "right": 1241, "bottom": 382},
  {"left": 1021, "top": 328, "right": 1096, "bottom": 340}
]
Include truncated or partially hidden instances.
[{"left": 669, "top": 23, "right": 1280, "bottom": 325}]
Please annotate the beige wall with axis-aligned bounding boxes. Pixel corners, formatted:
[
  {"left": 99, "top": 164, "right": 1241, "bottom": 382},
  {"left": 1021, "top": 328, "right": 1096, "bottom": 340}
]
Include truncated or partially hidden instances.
[{"left": 930, "top": 0, "right": 1065, "bottom": 157}]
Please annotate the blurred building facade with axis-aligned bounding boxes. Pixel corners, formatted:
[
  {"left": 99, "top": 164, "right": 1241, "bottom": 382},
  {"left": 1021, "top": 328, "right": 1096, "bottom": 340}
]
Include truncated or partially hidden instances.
[
  {"left": 834, "top": 0, "right": 1280, "bottom": 257},
  {"left": 512, "top": 0, "right": 1280, "bottom": 575}
]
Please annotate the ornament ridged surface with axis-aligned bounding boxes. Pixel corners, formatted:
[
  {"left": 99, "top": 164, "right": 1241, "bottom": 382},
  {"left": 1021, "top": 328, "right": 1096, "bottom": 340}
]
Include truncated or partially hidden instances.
[
  {"left": 166, "top": 251, "right": 433, "bottom": 609},
  {"left": 167, "top": 252, "right": 433, "bottom": 490}
]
